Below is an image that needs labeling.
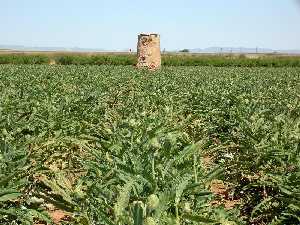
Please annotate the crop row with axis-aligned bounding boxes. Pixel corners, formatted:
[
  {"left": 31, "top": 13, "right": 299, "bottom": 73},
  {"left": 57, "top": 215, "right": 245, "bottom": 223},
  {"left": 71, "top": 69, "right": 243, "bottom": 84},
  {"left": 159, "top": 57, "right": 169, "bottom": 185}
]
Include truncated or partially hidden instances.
[
  {"left": 0, "top": 65, "right": 299, "bottom": 224},
  {"left": 1, "top": 54, "right": 300, "bottom": 67}
]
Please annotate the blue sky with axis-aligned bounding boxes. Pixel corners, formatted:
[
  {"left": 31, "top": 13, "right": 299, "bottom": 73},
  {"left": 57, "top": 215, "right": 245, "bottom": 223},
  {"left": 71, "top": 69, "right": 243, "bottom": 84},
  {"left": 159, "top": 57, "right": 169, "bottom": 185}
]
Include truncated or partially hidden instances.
[{"left": 1, "top": 0, "right": 300, "bottom": 50}]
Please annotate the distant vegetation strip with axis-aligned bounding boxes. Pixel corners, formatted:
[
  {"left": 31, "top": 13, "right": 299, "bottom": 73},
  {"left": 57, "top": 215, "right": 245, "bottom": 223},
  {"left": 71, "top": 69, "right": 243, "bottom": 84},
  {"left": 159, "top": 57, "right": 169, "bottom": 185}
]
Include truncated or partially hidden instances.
[
  {"left": 0, "top": 55, "right": 49, "bottom": 65},
  {"left": 1, "top": 53, "right": 300, "bottom": 67}
]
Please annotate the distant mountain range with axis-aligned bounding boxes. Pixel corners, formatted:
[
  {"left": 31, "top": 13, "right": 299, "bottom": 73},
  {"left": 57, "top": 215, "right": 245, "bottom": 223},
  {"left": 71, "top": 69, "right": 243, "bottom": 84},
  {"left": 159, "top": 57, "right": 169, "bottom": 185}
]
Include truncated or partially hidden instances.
[
  {"left": 0, "top": 45, "right": 300, "bottom": 54},
  {"left": 189, "top": 47, "right": 300, "bottom": 54}
]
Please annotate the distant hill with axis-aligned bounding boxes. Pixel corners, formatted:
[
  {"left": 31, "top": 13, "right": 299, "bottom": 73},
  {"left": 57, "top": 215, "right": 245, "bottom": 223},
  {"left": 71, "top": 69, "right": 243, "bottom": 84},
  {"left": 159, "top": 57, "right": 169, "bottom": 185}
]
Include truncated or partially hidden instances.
[
  {"left": 189, "top": 47, "right": 300, "bottom": 54},
  {"left": 0, "top": 44, "right": 299, "bottom": 55}
]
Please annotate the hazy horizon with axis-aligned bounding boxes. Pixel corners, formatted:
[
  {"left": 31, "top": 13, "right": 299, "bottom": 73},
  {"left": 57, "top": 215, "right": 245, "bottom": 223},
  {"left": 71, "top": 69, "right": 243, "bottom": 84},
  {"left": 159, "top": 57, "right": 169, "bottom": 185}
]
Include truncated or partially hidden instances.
[{"left": 1, "top": 44, "right": 300, "bottom": 53}]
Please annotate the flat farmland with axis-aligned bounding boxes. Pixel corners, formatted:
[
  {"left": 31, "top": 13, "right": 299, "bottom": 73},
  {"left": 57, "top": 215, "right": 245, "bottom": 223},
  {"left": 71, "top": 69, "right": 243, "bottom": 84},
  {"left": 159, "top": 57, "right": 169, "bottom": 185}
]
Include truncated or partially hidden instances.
[
  {"left": 1, "top": 52, "right": 300, "bottom": 67},
  {"left": 0, "top": 65, "right": 299, "bottom": 224}
]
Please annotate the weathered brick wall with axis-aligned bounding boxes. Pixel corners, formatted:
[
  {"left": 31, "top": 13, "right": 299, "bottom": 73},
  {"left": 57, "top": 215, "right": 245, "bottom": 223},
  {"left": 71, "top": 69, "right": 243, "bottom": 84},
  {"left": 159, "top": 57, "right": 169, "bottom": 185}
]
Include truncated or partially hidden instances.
[{"left": 137, "top": 34, "right": 161, "bottom": 70}]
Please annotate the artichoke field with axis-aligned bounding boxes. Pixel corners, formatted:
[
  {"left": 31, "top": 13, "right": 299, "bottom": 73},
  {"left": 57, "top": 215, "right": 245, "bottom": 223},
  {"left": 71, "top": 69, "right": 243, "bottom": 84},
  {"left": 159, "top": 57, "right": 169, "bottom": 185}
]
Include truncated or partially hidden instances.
[{"left": 0, "top": 65, "right": 299, "bottom": 225}]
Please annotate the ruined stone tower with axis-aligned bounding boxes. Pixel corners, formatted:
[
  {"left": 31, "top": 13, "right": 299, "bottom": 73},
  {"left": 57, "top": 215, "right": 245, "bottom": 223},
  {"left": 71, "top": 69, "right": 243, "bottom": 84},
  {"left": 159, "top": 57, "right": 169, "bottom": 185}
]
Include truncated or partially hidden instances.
[{"left": 137, "top": 33, "right": 161, "bottom": 70}]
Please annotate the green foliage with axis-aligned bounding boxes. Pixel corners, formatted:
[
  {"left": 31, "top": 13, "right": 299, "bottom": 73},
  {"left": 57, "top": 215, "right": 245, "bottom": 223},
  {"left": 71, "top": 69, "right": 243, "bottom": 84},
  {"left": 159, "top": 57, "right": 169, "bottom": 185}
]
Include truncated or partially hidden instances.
[
  {"left": 1, "top": 53, "right": 300, "bottom": 67},
  {"left": 162, "top": 55, "right": 300, "bottom": 67},
  {"left": 0, "top": 55, "right": 49, "bottom": 65},
  {"left": 0, "top": 65, "right": 299, "bottom": 224},
  {"left": 47, "top": 54, "right": 300, "bottom": 67},
  {"left": 0, "top": 141, "right": 52, "bottom": 224},
  {"left": 55, "top": 54, "right": 137, "bottom": 65}
]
